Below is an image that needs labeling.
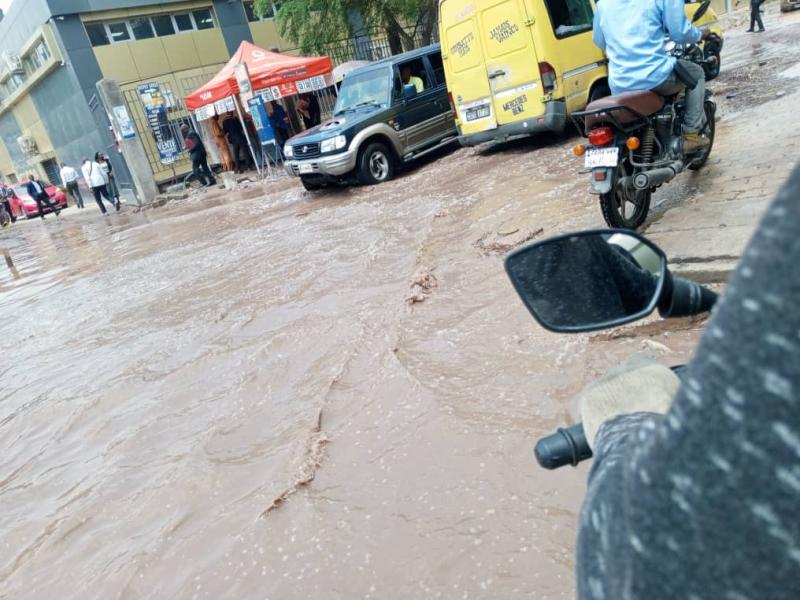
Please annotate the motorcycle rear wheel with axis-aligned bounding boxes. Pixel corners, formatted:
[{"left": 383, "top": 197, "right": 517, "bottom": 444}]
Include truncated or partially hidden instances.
[
  {"left": 599, "top": 160, "right": 652, "bottom": 230},
  {"left": 688, "top": 101, "right": 716, "bottom": 171}
]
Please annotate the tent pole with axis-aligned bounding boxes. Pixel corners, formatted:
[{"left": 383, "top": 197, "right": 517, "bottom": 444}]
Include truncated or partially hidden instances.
[{"left": 233, "top": 94, "right": 262, "bottom": 178}]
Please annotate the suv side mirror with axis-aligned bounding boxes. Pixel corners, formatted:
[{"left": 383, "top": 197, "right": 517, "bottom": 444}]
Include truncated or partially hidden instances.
[{"left": 403, "top": 83, "right": 418, "bottom": 101}]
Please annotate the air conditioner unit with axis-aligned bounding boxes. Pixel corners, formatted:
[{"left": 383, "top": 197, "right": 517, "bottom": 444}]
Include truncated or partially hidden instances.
[
  {"left": 17, "top": 135, "right": 38, "bottom": 157},
  {"left": 3, "top": 51, "right": 23, "bottom": 74}
]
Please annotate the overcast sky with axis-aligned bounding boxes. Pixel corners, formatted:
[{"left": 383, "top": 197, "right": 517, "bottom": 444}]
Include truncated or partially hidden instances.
[{"left": 0, "top": 0, "right": 13, "bottom": 12}]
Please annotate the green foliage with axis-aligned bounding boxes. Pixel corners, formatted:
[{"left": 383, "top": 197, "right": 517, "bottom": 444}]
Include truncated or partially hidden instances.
[{"left": 253, "top": 0, "right": 438, "bottom": 54}]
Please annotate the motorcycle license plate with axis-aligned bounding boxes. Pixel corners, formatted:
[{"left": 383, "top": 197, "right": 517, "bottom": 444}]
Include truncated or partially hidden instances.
[{"left": 585, "top": 147, "right": 619, "bottom": 169}]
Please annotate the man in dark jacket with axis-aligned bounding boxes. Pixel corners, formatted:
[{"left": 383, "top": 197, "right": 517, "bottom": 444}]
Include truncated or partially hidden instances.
[
  {"left": 222, "top": 113, "right": 250, "bottom": 173},
  {"left": 181, "top": 124, "right": 216, "bottom": 187},
  {"left": 25, "top": 174, "right": 60, "bottom": 219}
]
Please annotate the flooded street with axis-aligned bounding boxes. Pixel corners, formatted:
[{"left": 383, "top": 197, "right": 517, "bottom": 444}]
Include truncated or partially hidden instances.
[
  {"left": 0, "top": 142, "right": 704, "bottom": 599},
  {"left": 2, "top": 11, "right": 798, "bottom": 599}
]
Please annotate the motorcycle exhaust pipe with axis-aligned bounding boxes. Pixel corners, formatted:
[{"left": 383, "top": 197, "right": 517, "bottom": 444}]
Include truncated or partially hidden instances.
[{"left": 632, "top": 161, "right": 684, "bottom": 190}]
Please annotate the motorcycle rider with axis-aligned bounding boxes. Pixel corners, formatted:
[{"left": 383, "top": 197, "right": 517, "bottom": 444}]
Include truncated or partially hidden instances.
[
  {"left": 592, "top": 0, "right": 713, "bottom": 153},
  {"left": 574, "top": 165, "right": 800, "bottom": 598}
]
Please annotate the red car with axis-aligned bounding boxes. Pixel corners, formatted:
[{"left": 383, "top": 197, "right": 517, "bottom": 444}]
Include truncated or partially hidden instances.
[{"left": 6, "top": 184, "right": 68, "bottom": 219}]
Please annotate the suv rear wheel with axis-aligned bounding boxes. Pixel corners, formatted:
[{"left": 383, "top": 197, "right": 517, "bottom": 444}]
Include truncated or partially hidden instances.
[{"left": 357, "top": 142, "right": 395, "bottom": 185}]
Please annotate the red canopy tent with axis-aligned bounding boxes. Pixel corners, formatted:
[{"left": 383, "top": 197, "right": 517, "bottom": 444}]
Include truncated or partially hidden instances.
[{"left": 185, "top": 41, "right": 334, "bottom": 111}]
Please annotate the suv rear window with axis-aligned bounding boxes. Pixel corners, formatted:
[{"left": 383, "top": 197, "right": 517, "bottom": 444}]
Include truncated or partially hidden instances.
[
  {"left": 544, "top": 0, "right": 593, "bottom": 39},
  {"left": 427, "top": 52, "right": 446, "bottom": 87}
]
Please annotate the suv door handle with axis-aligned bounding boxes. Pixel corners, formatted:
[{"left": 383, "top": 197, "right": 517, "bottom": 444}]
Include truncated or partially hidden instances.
[{"left": 488, "top": 70, "right": 506, "bottom": 79}]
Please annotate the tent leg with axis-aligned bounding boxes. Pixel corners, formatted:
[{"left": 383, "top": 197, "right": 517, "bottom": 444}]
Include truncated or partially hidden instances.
[{"left": 234, "top": 95, "right": 262, "bottom": 179}]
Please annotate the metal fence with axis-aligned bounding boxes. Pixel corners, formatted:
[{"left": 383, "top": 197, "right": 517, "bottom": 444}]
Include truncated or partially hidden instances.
[
  {"left": 122, "top": 84, "right": 193, "bottom": 184},
  {"left": 319, "top": 27, "right": 440, "bottom": 66}
]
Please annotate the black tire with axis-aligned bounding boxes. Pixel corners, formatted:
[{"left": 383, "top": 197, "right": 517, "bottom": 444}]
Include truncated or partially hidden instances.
[
  {"left": 688, "top": 101, "right": 716, "bottom": 171},
  {"left": 300, "top": 176, "right": 324, "bottom": 191},
  {"left": 356, "top": 142, "right": 395, "bottom": 185},
  {"left": 589, "top": 80, "right": 611, "bottom": 103},
  {"left": 599, "top": 159, "right": 652, "bottom": 230}
]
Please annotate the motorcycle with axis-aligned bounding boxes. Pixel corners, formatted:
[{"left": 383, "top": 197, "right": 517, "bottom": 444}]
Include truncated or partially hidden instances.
[
  {"left": 571, "top": 1, "right": 724, "bottom": 230},
  {"left": 504, "top": 229, "right": 718, "bottom": 469}
]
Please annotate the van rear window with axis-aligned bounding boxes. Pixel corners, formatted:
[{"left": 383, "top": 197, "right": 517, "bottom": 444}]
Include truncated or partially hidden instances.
[{"left": 544, "top": 0, "right": 594, "bottom": 39}]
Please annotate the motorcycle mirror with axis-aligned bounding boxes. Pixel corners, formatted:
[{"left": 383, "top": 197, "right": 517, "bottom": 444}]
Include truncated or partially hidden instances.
[
  {"left": 692, "top": 0, "right": 711, "bottom": 22},
  {"left": 504, "top": 230, "right": 668, "bottom": 333}
]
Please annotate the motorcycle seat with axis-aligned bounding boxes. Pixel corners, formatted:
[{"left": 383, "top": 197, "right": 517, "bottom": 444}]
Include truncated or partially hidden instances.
[{"left": 584, "top": 91, "right": 665, "bottom": 128}]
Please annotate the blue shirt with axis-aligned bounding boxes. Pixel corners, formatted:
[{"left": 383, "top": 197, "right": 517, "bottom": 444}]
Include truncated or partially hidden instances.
[{"left": 593, "top": 0, "right": 702, "bottom": 94}]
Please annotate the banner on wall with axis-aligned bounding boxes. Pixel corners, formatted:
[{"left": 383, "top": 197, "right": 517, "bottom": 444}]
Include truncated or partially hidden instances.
[{"left": 112, "top": 105, "right": 136, "bottom": 139}]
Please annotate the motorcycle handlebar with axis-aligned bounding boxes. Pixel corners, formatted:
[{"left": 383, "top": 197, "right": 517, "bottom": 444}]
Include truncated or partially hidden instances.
[
  {"left": 660, "top": 276, "right": 718, "bottom": 319},
  {"left": 534, "top": 424, "right": 592, "bottom": 470},
  {"left": 534, "top": 366, "right": 688, "bottom": 470}
]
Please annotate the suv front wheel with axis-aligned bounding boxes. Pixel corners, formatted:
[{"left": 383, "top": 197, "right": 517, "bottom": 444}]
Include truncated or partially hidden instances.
[{"left": 357, "top": 142, "right": 395, "bottom": 185}]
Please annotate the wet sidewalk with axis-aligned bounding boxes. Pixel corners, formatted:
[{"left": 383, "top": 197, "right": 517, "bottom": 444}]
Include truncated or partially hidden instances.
[{"left": 646, "top": 7, "right": 800, "bottom": 282}]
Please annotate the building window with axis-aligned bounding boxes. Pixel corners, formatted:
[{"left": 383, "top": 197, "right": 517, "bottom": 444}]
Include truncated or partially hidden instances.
[
  {"left": 130, "top": 17, "right": 155, "bottom": 40},
  {"left": 86, "top": 23, "right": 110, "bottom": 46},
  {"left": 192, "top": 9, "right": 215, "bottom": 30},
  {"left": 7, "top": 73, "right": 25, "bottom": 92},
  {"left": 244, "top": 1, "right": 281, "bottom": 21},
  {"left": 173, "top": 13, "right": 195, "bottom": 32},
  {"left": 31, "top": 41, "right": 51, "bottom": 67},
  {"left": 84, "top": 9, "right": 217, "bottom": 46},
  {"left": 152, "top": 15, "right": 176, "bottom": 36},
  {"left": 107, "top": 22, "right": 131, "bottom": 43}
]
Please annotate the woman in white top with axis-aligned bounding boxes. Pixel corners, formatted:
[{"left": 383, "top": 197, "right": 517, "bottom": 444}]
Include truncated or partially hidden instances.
[
  {"left": 81, "top": 158, "right": 119, "bottom": 215},
  {"left": 95, "top": 152, "right": 119, "bottom": 201}
]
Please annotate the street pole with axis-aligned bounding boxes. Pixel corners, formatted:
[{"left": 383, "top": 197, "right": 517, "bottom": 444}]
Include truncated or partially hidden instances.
[{"left": 233, "top": 95, "right": 262, "bottom": 179}]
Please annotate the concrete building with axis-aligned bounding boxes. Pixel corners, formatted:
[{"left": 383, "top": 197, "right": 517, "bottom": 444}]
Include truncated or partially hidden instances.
[{"left": 0, "top": 0, "right": 294, "bottom": 191}]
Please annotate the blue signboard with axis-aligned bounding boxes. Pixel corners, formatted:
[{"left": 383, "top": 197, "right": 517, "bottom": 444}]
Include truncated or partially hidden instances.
[{"left": 247, "top": 96, "right": 276, "bottom": 146}]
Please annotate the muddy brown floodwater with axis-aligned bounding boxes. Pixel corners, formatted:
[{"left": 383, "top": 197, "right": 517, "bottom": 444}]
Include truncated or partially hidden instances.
[
  {"left": 0, "top": 140, "right": 705, "bottom": 599},
  {"left": 16, "top": 12, "right": 797, "bottom": 590}
]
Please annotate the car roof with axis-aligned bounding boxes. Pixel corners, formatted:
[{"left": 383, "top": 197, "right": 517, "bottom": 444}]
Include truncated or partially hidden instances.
[{"left": 347, "top": 44, "right": 442, "bottom": 77}]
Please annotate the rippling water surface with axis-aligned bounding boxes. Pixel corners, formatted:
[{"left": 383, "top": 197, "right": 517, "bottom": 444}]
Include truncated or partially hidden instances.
[{"left": 0, "top": 145, "right": 702, "bottom": 599}]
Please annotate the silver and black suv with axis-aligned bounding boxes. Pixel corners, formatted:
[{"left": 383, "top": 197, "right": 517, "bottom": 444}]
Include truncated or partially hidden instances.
[{"left": 284, "top": 44, "right": 457, "bottom": 190}]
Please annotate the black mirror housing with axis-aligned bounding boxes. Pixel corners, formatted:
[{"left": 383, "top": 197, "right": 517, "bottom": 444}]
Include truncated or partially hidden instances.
[{"left": 504, "top": 229, "right": 669, "bottom": 333}]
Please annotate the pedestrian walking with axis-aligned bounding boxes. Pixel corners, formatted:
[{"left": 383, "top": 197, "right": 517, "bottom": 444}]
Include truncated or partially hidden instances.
[
  {"left": 81, "top": 158, "right": 119, "bottom": 215},
  {"left": 95, "top": 152, "right": 120, "bottom": 201},
  {"left": 25, "top": 174, "right": 60, "bottom": 220},
  {"left": 59, "top": 162, "right": 84, "bottom": 209},
  {"left": 181, "top": 124, "right": 217, "bottom": 187},
  {"left": 747, "top": 0, "right": 766, "bottom": 31},
  {"left": 222, "top": 112, "right": 250, "bottom": 173},
  {"left": 1, "top": 183, "right": 16, "bottom": 223}
]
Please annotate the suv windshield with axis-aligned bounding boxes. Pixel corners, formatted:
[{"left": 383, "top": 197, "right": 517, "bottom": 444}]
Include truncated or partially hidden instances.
[{"left": 334, "top": 68, "right": 390, "bottom": 115}]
